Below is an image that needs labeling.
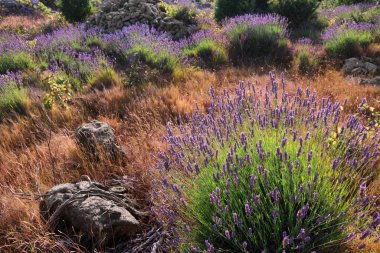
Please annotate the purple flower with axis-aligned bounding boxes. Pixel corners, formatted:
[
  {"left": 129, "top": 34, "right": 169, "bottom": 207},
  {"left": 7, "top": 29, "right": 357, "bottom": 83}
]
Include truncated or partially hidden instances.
[
  {"left": 225, "top": 229, "right": 231, "bottom": 240},
  {"left": 270, "top": 187, "right": 280, "bottom": 203},
  {"left": 297, "top": 204, "right": 310, "bottom": 220},
  {"left": 245, "top": 202, "right": 253, "bottom": 215},
  {"left": 360, "top": 181, "right": 366, "bottom": 196},
  {"left": 224, "top": 14, "right": 288, "bottom": 36}
]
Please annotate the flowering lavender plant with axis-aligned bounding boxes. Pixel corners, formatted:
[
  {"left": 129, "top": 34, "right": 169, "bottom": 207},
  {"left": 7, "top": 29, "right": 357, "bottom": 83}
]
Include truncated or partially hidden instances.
[
  {"left": 322, "top": 20, "right": 375, "bottom": 58},
  {"left": 0, "top": 72, "right": 28, "bottom": 117},
  {"left": 0, "top": 32, "right": 34, "bottom": 74},
  {"left": 182, "top": 29, "right": 228, "bottom": 68},
  {"left": 154, "top": 73, "right": 379, "bottom": 252},
  {"left": 120, "top": 23, "right": 186, "bottom": 73},
  {"left": 321, "top": 3, "right": 376, "bottom": 22},
  {"left": 224, "top": 14, "right": 288, "bottom": 63}
]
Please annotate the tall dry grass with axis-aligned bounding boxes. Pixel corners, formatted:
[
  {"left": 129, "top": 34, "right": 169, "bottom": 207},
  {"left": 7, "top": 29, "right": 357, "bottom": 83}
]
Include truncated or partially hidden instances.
[{"left": 0, "top": 68, "right": 379, "bottom": 252}]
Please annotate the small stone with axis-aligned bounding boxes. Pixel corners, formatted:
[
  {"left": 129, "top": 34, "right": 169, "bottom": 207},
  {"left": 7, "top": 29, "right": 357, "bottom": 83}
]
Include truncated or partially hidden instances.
[
  {"left": 364, "top": 62, "right": 378, "bottom": 76},
  {"left": 360, "top": 76, "right": 380, "bottom": 86},
  {"left": 75, "top": 120, "right": 126, "bottom": 161}
]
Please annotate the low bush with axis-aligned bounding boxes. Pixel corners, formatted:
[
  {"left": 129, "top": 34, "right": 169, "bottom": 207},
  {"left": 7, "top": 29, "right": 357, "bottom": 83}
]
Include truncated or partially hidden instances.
[
  {"left": 215, "top": 0, "right": 257, "bottom": 21},
  {"left": 295, "top": 50, "right": 320, "bottom": 74},
  {"left": 154, "top": 74, "right": 380, "bottom": 252},
  {"left": 0, "top": 52, "right": 33, "bottom": 74},
  {"left": 185, "top": 39, "right": 228, "bottom": 68},
  {"left": 293, "top": 15, "right": 329, "bottom": 41},
  {"left": 293, "top": 39, "right": 321, "bottom": 74},
  {"left": 321, "top": 3, "right": 377, "bottom": 24},
  {"left": 184, "top": 31, "right": 228, "bottom": 68},
  {"left": 322, "top": 21, "right": 374, "bottom": 58},
  {"left": 0, "top": 74, "right": 29, "bottom": 117},
  {"left": 122, "top": 24, "right": 185, "bottom": 75},
  {"left": 60, "top": 0, "right": 92, "bottom": 22},
  {"left": 43, "top": 72, "right": 72, "bottom": 109},
  {"left": 49, "top": 51, "right": 107, "bottom": 88},
  {"left": 268, "top": 0, "right": 321, "bottom": 26},
  {"left": 160, "top": 2, "right": 197, "bottom": 25},
  {"left": 89, "top": 67, "right": 122, "bottom": 90},
  {"left": 225, "top": 14, "right": 288, "bottom": 64}
]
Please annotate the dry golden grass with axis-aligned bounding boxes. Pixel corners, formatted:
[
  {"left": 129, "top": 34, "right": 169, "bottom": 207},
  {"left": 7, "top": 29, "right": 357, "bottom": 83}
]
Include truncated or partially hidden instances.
[
  {"left": 0, "top": 13, "right": 64, "bottom": 36},
  {"left": 0, "top": 67, "right": 379, "bottom": 252}
]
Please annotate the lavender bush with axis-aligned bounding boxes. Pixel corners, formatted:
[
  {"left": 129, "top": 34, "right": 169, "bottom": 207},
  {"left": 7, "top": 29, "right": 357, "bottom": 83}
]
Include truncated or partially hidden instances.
[
  {"left": 183, "top": 30, "right": 228, "bottom": 68},
  {"left": 322, "top": 21, "right": 375, "bottom": 58},
  {"left": 154, "top": 74, "right": 379, "bottom": 252},
  {"left": 34, "top": 25, "right": 113, "bottom": 88},
  {"left": 0, "top": 72, "right": 29, "bottom": 117},
  {"left": 224, "top": 14, "right": 288, "bottom": 64},
  {"left": 0, "top": 32, "right": 34, "bottom": 74},
  {"left": 120, "top": 24, "right": 186, "bottom": 74},
  {"left": 321, "top": 3, "right": 376, "bottom": 22}
]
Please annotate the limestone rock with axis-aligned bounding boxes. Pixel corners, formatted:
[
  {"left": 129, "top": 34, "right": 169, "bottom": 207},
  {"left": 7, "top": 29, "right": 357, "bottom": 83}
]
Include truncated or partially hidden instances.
[
  {"left": 360, "top": 76, "right": 380, "bottom": 86},
  {"left": 87, "top": 0, "right": 192, "bottom": 39},
  {"left": 75, "top": 120, "right": 125, "bottom": 160},
  {"left": 40, "top": 181, "right": 141, "bottom": 245},
  {"left": 342, "top": 57, "right": 379, "bottom": 77}
]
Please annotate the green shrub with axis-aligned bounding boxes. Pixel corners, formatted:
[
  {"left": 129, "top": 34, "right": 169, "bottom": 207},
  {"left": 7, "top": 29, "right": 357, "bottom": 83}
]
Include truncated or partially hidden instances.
[
  {"left": 362, "top": 5, "right": 380, "bottom": 23},
  {"left": 268, "top": 0, "right": 321, "bottom": 26},
  {"left": 184, "top": 39, "right": 228, "bottom": 68},
  {"left": 215, "top": 0, "right": 257, "bottom": 21},
  {"left": 0, "top": 81, "right": 29, "bottom": 117},
  {"left": 126, "top": 46, "right": 181, "bottom": 75},
  {"left": 323, "top": 28, "right": 373, "bottom": 58},
  {"left": 60, "top": 0, "right": 92, "bottom": 22},
  {"left": 174, "top": 6, "right": 197, "bottom": 24},
  {"left": 0, "top": 52, "right": 33, "bottom": 74},
  {"left": 293, "top": 45, "right": 320, "bottom": 74},
  {"left": 155, "top": 76, "right": 379, "bottom": 252},
  {"left": 160, "top": 2, "right": 197, "bottom": 25},
  {"left": 89, "top": 67, "right": 122, "bottom": 90},
  {"left": 43, "top": 73, "right": 72, "bottom": 109},
  {"left": 226, "top": 14, "right": 288, "bottom": 64},
  {"left": 85, "top": 36, "right": 107, "bottom": 50},
  {"left": 294, "top": 15, "right": 329, "bottom": 41}
]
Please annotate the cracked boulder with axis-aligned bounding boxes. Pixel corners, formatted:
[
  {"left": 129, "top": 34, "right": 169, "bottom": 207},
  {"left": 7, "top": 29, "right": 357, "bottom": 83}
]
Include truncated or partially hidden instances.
[
  {"left": 75, "top": 120, "right": 126, "bottom": 161},
  {"left": 40, "top": 181, "right": 141, "bottom": 246},
  {"left": 342, "top": 57, "right": 379, "bottom": 77}
]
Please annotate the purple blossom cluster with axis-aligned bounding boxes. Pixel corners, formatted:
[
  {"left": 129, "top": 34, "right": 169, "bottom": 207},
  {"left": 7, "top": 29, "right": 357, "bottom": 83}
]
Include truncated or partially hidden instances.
[
  {"left": 322, "top": 20, "right": 375, "bottom": 41},
  {"left": 121, "top": 23, "right": 185, "bottom": 58},
  {"left": 224, "top": 13, "right": 288, "bottom": 35},
  {"left": 181, "top": 29, "right": 227, "bottom": 48},
  {"left": 294, "top": 37, "right": 323, "bottom": 58},
  {"left": 321, "top": 3, "right": 376, "bottom": 20},
  {"left": 0, "top": 32, "right": 30, "bottom": 54},
  {"left": 0, "top": 72, "right": 22, "bottom": 90},
  {"left": 34, "top": 25, "right": 84, "bottom": 55},
  {"left": 153, "top": 73, "right": 380, "bottom": 252},
  {"left": 32, "top": 25, "right": 111, "bottom": 82}
]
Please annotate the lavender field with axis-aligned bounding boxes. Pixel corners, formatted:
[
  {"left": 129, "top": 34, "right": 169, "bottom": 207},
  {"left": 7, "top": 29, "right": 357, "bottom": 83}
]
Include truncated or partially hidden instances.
[{"left": 0, "top": 0, "right": 379, "bottom": 252}]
